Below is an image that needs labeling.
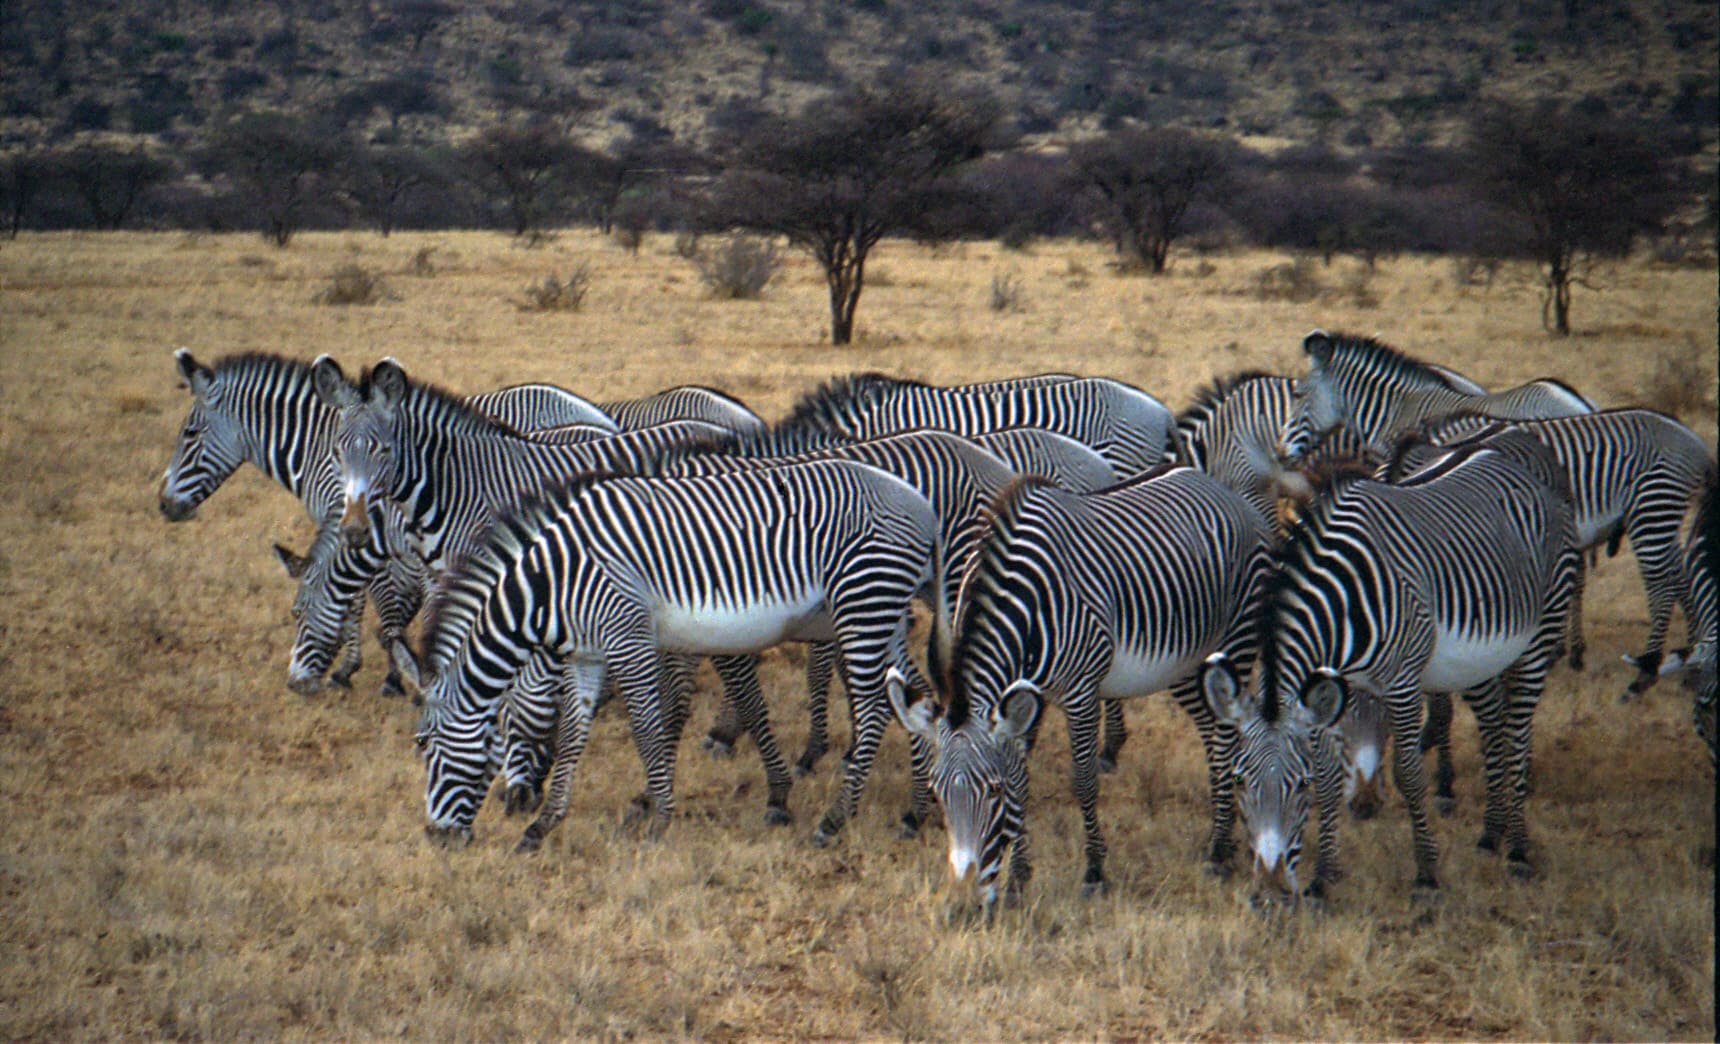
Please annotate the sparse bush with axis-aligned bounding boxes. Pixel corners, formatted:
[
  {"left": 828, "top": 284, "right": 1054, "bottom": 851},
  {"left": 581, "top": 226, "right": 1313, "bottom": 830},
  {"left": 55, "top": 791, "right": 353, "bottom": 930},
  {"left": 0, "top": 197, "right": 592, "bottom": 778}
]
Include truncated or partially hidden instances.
[
  {"left": 519, "top": 266, "right": 591, "bottom": 311},
  {"left": 408, "top": 246, "right": 435, "bottom": 276},
  {"left": 1451, "top": 255, "right": 1502, "bottom": 289},
  {"left": 1645, "top": 336, "right": 1717, "bottom": 420},
  {"left": 672, "top": 229, "right": 702, "bottom": 260},
  {"left": 316, "top": 264, "right": 388, "bottom": 305},
  {"left": 695, "top": 236, "right": 779, "bottom": 300},
  {"left": 1255, "top": 256, "right": 1322, "bottom": 301},
  {"left": 989, "top": 270, "right": 1024, "bottom": 312}
]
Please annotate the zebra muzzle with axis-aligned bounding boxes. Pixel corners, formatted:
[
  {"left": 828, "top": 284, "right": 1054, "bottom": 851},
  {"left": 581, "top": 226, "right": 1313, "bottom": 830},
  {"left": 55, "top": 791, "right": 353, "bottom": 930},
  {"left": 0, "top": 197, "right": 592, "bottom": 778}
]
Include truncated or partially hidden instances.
[{"left": 339, "top": 493, "right": 371, "bottom": 545}]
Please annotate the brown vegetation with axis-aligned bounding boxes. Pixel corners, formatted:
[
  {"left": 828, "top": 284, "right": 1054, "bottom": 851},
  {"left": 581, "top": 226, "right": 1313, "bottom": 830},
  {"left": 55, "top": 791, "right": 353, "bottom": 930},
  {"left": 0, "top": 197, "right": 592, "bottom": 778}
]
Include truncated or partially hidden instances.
[{"left": 0, "top": 229, "right": 1713, "bottom": 1039}]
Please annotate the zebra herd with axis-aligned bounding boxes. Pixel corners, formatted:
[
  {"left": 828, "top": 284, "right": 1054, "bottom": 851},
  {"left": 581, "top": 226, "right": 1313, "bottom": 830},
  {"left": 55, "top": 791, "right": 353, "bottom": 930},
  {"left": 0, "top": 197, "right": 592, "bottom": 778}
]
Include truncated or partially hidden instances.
[{"left": 157, "top": 331, "right": 1716, "bottom": 916}]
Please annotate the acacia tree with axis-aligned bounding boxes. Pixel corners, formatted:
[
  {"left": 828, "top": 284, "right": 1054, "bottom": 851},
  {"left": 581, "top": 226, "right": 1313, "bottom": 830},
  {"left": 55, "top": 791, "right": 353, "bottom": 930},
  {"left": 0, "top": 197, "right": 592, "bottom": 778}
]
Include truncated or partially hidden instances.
[
  {"left": 709, "top": 81, "right": 997, "bottom": 345},
  {"left": 203, "top": 111, "right": 345, "bottom": 246},
  {"left": 460, "top": 123, "right": 607, "bottom": 237},
  {"left": 1, "top": 149, "right": 55, "bottom": 238},
  {"left": 1465, "top": 99, "right": 1679, "bottom": 336},
  {"left": 61, "top": 143, "right": 174, "bottom": 229},
  {"left": 1070, "top": 126, "right": 1237, "bottom": 274},
  {"left": 341, "top": 143, "right": 447, "bottom": 236}
]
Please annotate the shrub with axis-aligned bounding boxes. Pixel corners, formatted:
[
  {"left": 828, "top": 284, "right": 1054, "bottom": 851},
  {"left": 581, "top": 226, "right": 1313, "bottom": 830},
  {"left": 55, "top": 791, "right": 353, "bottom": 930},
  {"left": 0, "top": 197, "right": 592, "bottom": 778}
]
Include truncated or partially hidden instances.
[
  {"left": 408, "top": 246, "right": 435, "bottom": 276},
  {"left": 316, "top": 264, "right": 389, "bottom": 305},
  {"left": 1254, "top": 256, "right": 1322, "bottom": 302},
  {"left": 989, "top": 270, "right": 1024, "bottom": 312},
  {"left": 519, "top": 266, "right": 590, "bottom": 311},
  {"left": 694, "top": 236, "right": 779, "bottom": 299},
  {"left": 1645, "top": 336, "right": 1717, "bottom": 421}
]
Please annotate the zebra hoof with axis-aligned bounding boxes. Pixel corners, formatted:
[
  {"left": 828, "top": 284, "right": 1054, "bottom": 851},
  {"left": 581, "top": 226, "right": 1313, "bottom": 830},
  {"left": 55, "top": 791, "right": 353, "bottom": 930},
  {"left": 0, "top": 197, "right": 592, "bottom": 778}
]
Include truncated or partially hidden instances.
[
  {"left": 1202, "top": 859, "right": 1234, "bottom": 881},
  {"left": 514, "top": 831, "right": 543, "bottom": 854},
  {"left": 1434, "top": 795, "right": 1457, "bottom": 817},
  {"left": 380, "top": 671, "right": 406, "bottom": 699},
  {"left": 1080, "top": 877, "right": 1108, "bottom": 900},
  {"left": 1568, "top": 647, "right": 1585, "bottom": 672},
  {"left": 703, "top": 735, "right": 736, "bottom": 760},
  {"left": 327, "top": 671, "right": 355, "bottom": 691},
  {"left": 762, "top": 805, "right": 792, "bottom": 827},
  {"left": 793, "top": 749, "right": 825, "bottom": 777},
  {"left": 896, "top": 811, "right": 924, "bottom": 840},
  {"left": 1506, "top": 852, "right": 1534, "bottom": 879},
  {"left": 1097, "top": 756, "right": 1118, "bottom": 775},
  {"left": 1410, "top": 881, "right": 1441, "bottom": 906},
  {"left": 622, "top": 795, "right": 652, "bottom": 828},
  {"left": 504, "top": 784, "right": 541, "bottom": 816},
  {"left": 809, "top": 828, "right": 834, "bottom": 849},
  {"left": 1476, "top": 831, "right": 1499, "bottom": 853}
]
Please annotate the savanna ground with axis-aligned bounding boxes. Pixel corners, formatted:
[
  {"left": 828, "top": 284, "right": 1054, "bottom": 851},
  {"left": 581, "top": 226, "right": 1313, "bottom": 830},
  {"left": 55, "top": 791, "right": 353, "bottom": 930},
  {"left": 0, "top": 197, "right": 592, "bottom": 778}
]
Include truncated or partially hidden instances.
[{"left": 0, "top": 229, "right": 1714, "bottom": 1040}]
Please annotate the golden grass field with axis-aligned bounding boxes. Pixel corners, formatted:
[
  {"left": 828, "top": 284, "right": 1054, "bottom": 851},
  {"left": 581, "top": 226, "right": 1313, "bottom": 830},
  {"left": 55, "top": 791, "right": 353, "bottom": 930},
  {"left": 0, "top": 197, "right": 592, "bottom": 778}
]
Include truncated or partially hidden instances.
[{"left": 0, "top": 228, "right": 1714, "bottom": 1040}]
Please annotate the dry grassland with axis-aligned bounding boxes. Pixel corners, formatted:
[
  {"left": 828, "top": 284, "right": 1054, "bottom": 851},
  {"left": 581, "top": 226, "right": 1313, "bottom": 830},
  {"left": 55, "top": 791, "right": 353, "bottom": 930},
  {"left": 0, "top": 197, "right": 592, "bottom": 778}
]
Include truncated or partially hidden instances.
[{"left": 0, "top": 229, "right": 1714, "bottom": 1041}]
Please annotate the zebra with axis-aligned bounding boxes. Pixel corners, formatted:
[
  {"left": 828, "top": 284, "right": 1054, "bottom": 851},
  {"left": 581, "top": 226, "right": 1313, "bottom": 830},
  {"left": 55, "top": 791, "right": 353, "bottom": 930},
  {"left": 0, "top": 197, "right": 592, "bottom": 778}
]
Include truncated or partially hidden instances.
[
  {"left": 400, "top": 461, "right": 939, "bottom": 848},
  {"left": 158, "top": 349, "right": 608, "bottom": 691},
  {"left": 1667, "top": 478, "right": 1716, "bottom": 767},
  {"left": 1280, "top": 330, "right": 1594, "bottom": 465},
  {"left": 598, "top": 384, "right": 767, "bottom": 435},
  {"left": 1198, "top": 428, "right": 1581, "bottom": 904},
  {"left": 969, "top": 428, "right": 1118, "bottom": 497},
  {"left": 887, "top": 467, "right": 1274, "bottom": 913},
  {"left": 288, "top": 359, "right": 735, "bottom": 693},
  {"left": 1385, "top": 408, "right": 1716, "bottom": 698},
  {"left": 753, "top": 372, "right": 1179, "bottom": 477}
]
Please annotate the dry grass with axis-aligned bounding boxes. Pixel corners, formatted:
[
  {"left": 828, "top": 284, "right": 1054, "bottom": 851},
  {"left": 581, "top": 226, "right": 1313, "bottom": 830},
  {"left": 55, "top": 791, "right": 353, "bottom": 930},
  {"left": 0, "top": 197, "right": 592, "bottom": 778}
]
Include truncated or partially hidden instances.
[{"left": 0, "top": 230, "right": 1714, "bottom": 1040}]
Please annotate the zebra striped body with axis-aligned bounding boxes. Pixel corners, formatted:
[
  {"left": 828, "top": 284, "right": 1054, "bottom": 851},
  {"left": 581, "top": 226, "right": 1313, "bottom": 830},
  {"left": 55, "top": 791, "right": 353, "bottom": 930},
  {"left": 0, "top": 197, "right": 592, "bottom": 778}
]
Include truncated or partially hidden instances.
[
  {"left": 1200, "top": 430, "right": 1580, "bottom": 903},
  {"left": 754, "top": 372, "right": 1178, "bottom": 476},
  {"left": 409, "top": 461, "right": 938, "bottom": 847},
  {"left": 891, "top": 467, "right": 1273, "bottom": 912},
  {"left": 1282, "top": 330, "right": 1594, "bottom": 463},
  {"left": 1674, "top": 480, "right": 1717, "bottom": 766},
  {"left": 970, "top": 428, "right": 1118, "bottom": 495},
  {"left": 598, "top": 384, "right": 767, "bottom": 435},
  {"left": 1390, "top": 408, "right": 1716, "bottom": 697}
]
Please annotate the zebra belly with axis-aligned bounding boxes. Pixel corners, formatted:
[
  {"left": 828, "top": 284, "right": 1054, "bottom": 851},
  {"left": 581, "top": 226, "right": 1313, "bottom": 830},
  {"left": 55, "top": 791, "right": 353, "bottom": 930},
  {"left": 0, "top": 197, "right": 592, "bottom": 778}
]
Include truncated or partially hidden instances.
[
  {"left": 654, "top": 592, "right": 835, "bottom": 655},
  {"left": 1421, "top": 626, "right": 1535, "bottom": 691},
  {"left": 1097, "top": 646, "right": 1201, "bottom": 699}
]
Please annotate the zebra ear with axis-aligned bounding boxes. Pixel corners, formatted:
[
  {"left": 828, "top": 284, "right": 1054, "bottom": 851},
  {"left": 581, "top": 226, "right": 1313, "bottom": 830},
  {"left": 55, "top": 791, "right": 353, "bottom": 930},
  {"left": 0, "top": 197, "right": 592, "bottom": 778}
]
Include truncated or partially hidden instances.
[
  {"left": 1299, "top": 670, "right": 1347, "bottom": 728},
  {"left": 272, "top": 542, "right": 310, "bottom": 578},
  {"left": 1199, "top": 653, "right": 1251, "bottom": 725},
  {"left": 1302, "top": 330, "right": 1335, "bottom": 366},
  {"left": 887, "top": 667, "right": 939, "bottom": 741},
  {"left": 311, "top": 355, "right": 359, "bottom": 409},
  {"left": 369, "top": 358, "right": 409, "bottom": 409},
  {"left": 994, "top": 680, "right": 1040, "bottom": 740},
  {"left": 176, "top": 348, "right": 213, "bottom": 396}
]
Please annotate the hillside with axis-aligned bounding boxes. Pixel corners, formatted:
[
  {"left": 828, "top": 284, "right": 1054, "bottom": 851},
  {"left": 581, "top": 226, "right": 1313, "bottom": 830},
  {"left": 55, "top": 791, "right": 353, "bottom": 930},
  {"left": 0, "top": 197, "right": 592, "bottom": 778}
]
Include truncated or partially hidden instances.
[{"left": 3, "top": 0, "right": 1715, "bottom": 153}]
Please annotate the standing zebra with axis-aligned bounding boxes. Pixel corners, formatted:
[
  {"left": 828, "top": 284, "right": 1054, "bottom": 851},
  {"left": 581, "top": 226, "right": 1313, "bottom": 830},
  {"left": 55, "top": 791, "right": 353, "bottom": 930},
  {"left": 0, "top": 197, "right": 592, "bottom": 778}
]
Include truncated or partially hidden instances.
[
  {"left": 598, "top": 384, "right": 767, "bottom": 435},
  {"left": 1386, "top": 408, "right": 1716, "bottom": 698},
  {"left": 1668, "top": 479, "right": 1717, "bottom": 767},
  {"left": 402, "top": 461, "right": 939, "bottom": 848},
  {"left": 1199, "top": 430, "right": 1580, "bottom": 904},
  {"left": 888, "top": 467, "right": 1273, "bottom": 913},
  {"left": 157, "top": 349, "right": 611, "bottom": 691},
  {"left": 1280, "top": 330, "right": 1594, "bottom": 464}
]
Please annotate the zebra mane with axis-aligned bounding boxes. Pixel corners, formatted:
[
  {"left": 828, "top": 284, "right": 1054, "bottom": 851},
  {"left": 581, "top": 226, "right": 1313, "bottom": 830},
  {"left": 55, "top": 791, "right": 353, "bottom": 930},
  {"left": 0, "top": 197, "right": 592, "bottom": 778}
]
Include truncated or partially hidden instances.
[
  {"left": 944, "top": 474, "right": 1064, "bottom": 729},
  {"left": 1293, "top": 453, "right": 1377, "bottom": 500},
  {"left": 1308, "top": 331, "right": 1452, "bottom": 390},
  {"left": 631, "top": 430, "right": 746, "bottom": 472},
  {"left": 1381, "top": 412, "right": 1506, "bottom": 481},
  {"left": 202, "top": 351, "right": 318, "bottom": 387},
  {"left": 359, "top": 365, "right": 529, "bottom": 439},
  {"left": 1255, "top": 480, "right": 1364, "bottom": 724},
  {"left": 773, "top": 372, "right": 923, "bottom": 436},
  {"left": 1176, "top": 369, "right": 1280, "bottom": 429}
]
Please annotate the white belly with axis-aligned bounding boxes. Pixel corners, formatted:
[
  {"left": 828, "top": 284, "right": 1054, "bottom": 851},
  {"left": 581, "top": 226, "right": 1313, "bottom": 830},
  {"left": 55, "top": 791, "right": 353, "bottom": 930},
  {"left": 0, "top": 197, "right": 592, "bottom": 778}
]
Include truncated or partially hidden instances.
[
  {"left": 654, "top": 591, "right": 834, "bottom": 655},
  {"left": 1421, "top": 625, "right": 1535, "bottom": 691},
  {"left": 1098, "top": 646, "right": 1197, "bottom": 699}
]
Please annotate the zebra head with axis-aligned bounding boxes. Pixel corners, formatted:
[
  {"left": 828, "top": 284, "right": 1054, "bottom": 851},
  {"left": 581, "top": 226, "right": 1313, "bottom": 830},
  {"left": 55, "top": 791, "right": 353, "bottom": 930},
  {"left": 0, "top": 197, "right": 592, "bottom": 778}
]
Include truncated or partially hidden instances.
[
  {"left": 1281, "top": 331, "right": 1349, "bottom": 465},
  {"left": 1337, "top": 691, "right": 1389, "bottom": 820},
  {"left": 394, "top": 642, "right": 486, "bottom": 846},
  {"left": 312, "top": 355, "right": 402, "bottom": 547},
  {"left": 1200, "top": 653, "right": 1346, "bottom": 906},
  {"left": 888, "top": 668, "right": 1034, "bottom": 914},
  {"left": 282, "top": 524, "right": 369, "bottom": 694},
  {"left": 160, "top": 349, "right": 248, "bottom": 521}
]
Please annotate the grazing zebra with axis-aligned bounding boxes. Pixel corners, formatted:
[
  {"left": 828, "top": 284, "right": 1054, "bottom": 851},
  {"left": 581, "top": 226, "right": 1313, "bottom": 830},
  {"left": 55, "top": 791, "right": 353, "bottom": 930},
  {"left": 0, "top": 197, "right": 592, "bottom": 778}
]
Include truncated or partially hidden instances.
[
  {"left": 888, "top": 467, "right": 1274, "bottom": 913},
  {"left": 1386, "top": 408, "right": 1716, "bottom": 698},
  {"left": 402, "top": 461, "right": 939, "bottom": 848},
  {"left": 598, "top": 384, "right": 767, "bottom": 435},
  {"left": 1199, "top": 429, "right": 1580, "bottom": 904},
  {"left": 157, "top": 349, "right": 607, "bottom": 691},
  {"left": 1670, "top": 479, "right": 1717, "bottom": 766},
  {"left": 750, "top": 372, "right": 1178, "bottom": 477},
  {"left": 1280, "top": 330, "right": 1594, "bottom": 464}
]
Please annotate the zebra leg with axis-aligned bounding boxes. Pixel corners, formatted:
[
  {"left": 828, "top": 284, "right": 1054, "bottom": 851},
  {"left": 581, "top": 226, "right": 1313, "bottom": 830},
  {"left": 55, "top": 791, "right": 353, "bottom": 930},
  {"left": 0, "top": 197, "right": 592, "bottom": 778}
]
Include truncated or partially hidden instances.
[
  {"left": 1622, "top": 505, "right": 1686, "bottom": 701},
  {"left": 702, "top": 665, "right": 744, "bottom": 760},
  {"left": 900, "top": 730, "right": 935, "bottom": 838},
  {"left": 1564, "top": 552, "right": 1588, "bottom": 671},
  {"left": 1098, "top": 699, "right": 1127, "bottom": 774},
  {"left": 612, "top": 648, "right": 681, "bottom": 838},
  {"left": 1065, "top": 693, "right": 1110, "bottom": 897},
  {"left": 1170, "top": 680, "right": 1236, "bottom": 874},
  {"left": 1386, "top": 690, "right": 1441, "bottom": 894},
  {"left": 1421, "top": 690, "right": 1457, "bottom": 815},
  {"left": 1306, "top": 728, "right": 1347, "bottom": 900},
  {"left": 517, "top": 658, "right": 605, "bottom": 853},
  {"left": 327, "top": 605, "right": 364, "bottom": 690},
  {"left": 796, "top": 640, "right": 839, "bottom": 776},
  {"left": 711, "top": 655, "right": 793, "bottom": 825}
]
